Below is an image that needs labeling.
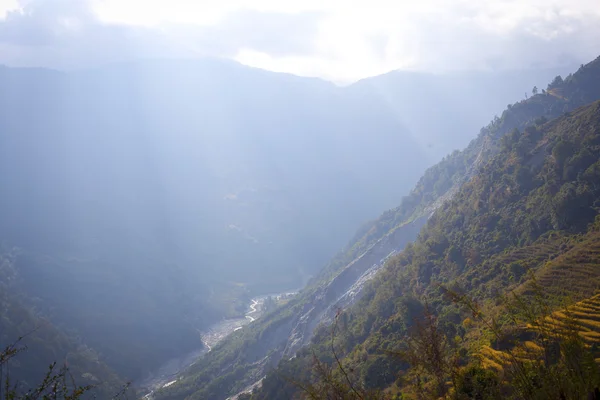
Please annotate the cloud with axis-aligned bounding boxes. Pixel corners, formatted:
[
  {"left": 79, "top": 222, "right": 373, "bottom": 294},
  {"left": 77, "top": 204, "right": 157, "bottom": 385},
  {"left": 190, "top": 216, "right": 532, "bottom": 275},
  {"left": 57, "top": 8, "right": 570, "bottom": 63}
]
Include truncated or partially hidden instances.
[
  {"left": 0, "top": 0, "right": 159, "bottom": 67},
  {"left": 234, "top": 0, "right": 600, "bottom": 82},
  {"left": 0, "top": 0, "right": 598, "bottom": 81},
  {"left": 0, "top": 0, "right": 322, "bottom": 69},
  {"left": 0, "top": 0, "right": 94, "bottom": 46},
  {"left": 163, "top": 10, "right": 324, "bottom": 58},
  {"left": 385, "top": 5, "right": 600, "bottom": 71}
]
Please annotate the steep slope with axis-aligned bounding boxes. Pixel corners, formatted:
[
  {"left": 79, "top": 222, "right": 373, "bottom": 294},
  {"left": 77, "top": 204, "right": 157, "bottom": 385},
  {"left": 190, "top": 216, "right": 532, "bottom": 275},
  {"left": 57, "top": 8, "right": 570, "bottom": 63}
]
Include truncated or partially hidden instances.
[
  {"left": 0, "top": 59, "right": 424, "bottom": 380},
  {"left": 152, "top": 217, "right": 427, "bottom": 400},
  {"left": 479, "top": 292, "right": 600, "bottom": 374},
  {"left": 153, "top": 57, "right": 600, "bottom": 400},
  {"left": 253, "top": 94, "right": 600, "bottom": 399},
  {"left": 348, "top": 66, "right": 577, "bottom": 161},
  {"left": 0, "top": 58, "right": 568, "bottom": 383},
  {"left": 0, "top": 249, "right": 133, "bottom": 399}
]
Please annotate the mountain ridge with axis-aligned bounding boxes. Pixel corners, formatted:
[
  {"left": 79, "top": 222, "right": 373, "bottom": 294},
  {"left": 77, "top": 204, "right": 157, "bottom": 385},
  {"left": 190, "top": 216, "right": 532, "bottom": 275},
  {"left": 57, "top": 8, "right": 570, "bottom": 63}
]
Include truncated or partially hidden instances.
[
  {"left": 251, "top": 72, "right": 600, "bottom": 398},
  {"left": 0, "top": 57, "right": 589, "bottom": 396},
  {"left": 153, "top": 54, "right": 600, "bottom": 400}
]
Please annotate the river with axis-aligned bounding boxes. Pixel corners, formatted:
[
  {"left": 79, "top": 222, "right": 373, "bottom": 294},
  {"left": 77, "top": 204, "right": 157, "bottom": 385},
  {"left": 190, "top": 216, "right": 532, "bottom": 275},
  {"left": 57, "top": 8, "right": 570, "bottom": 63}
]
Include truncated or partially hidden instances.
[{"left": 140, "top": 291, "right": 296, "bottom": 398}]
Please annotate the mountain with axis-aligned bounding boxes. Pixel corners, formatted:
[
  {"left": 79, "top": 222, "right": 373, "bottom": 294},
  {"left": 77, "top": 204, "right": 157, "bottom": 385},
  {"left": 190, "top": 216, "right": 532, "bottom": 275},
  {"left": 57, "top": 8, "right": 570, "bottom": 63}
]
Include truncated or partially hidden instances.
[
  {"left": 0, "top": 248, "right": 134, "bottom": 399},
  {"left": 0, "top": 59, "right": 422, "bottom": 380},
  {"left": 251, "top": 58, "right": 600, "bottom": 399},
  {"left": 152, "top": 56, "right": 600, "bottom": 399},
  {"left": 348, "top": 67, "right": 578, "bottom": 161},
  {"left": 0, "top": 58, "right": 577, "bottom": 385}
]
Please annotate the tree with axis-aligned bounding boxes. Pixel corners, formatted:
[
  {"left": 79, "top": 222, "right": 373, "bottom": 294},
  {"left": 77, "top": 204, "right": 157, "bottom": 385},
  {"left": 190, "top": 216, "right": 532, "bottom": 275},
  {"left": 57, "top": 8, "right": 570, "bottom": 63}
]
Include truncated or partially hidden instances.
[
  {"left": 1, "top": 337, "right": 91, "bottom": 400},
  {"left": 552, "top": 139, "right": 575, "bottom": 167},
  {"left": 532, "top": 86, "right": 539, "bottom": 95},
  {"left": 393, "top": 306, "right": 459, "bottom": 399},
  {"left": 0, "top": 336, "right": 130, "bottom": 400},
  {"left": 294, "top": 311, "right": 385, "bottom": 400},
  {"left": 548, "top": 75, "right": 563, "bottom": 90}
]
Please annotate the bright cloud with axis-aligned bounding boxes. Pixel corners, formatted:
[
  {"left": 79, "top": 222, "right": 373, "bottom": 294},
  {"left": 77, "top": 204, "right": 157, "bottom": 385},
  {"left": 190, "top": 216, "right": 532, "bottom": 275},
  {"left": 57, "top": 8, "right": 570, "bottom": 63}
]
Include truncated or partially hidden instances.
[{"left": 0, "top": 0, "right": 599, "bottom": 82}]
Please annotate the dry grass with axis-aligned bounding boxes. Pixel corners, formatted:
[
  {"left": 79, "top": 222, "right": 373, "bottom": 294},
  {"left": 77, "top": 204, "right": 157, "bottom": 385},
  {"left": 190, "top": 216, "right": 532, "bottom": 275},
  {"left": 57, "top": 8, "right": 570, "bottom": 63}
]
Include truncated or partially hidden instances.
[
  {"left": 532, "top": 232, "right": 600, "bottom": 300},
  {"left": 479, "top": 294, "right": 600, "bottom": 373}
]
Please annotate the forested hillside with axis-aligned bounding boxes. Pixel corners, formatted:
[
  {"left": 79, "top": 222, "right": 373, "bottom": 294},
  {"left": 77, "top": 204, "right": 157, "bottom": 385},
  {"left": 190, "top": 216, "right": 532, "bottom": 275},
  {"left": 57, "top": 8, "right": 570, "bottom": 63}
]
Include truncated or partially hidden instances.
[
  {"left": 151, "top": 55, "right": 600, "bottom": 399},
  {"left": 252, "top": 67, "right": 600, "bottom": 399},
  {"left": 0, "top": 60, "right": 424, "bottom": 381},
  {"left": 0, "top": 59, "right": 563, "bottom": 384},
  {"left": 0, "top": 249, "right": 134, "bottom": 399},
  {"left": 150, "top": 59, "right": 600, "bottom": 399},
  {"left": 1, "top": 0, "right": 598, "bottom": 397}
]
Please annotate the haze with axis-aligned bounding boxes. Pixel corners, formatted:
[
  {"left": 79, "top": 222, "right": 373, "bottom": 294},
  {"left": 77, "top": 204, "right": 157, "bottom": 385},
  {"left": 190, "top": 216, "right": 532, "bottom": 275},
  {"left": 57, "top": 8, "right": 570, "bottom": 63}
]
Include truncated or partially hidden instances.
[{"left": 1, "top": 1, "right": 600, "bottom": 399}]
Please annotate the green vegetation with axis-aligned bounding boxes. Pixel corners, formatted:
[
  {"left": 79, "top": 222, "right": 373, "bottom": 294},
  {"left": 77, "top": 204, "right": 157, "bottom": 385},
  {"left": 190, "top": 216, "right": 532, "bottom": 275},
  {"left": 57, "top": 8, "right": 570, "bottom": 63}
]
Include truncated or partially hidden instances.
[
  {"left": 249, "top": 66, "right": 600, "bottom": 399},
  {"left": 319, "top": 55, "right": 600, "bottom": 283},
  {"left": 0, "top": 251, "right": 135, "bottom": 399},
  {"left": 1, "top": 342, "right": 93, "bottom": 400},
  {"left": 287, "top": 286, "right": 600, "bottom": 400},
  {"left": 155, "top": 54, "right": 600, "bottom": 400},
  {"left": 1, "top": 336, "right": 134, "bottom": 400}
]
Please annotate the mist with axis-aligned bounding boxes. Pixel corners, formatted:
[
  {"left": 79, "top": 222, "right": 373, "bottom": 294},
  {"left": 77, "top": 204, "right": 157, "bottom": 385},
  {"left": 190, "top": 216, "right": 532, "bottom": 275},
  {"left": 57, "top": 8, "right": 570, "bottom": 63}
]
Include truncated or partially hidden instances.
[{"left": 0, "top": 1, "right": 599, "bottom": 399}]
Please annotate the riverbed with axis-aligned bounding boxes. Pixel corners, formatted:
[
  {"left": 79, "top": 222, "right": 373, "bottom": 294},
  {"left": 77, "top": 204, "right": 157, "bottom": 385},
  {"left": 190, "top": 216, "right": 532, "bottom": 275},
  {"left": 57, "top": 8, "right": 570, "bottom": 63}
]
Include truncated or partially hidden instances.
[{"left": 140, "top": 291, "right": 296, "bottom": 398}]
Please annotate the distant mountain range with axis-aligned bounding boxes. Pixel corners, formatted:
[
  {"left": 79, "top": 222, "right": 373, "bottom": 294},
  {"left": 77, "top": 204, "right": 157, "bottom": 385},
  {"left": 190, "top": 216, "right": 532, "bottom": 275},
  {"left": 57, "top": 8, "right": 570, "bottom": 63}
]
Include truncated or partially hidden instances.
[
  {"left": 0, "top": 58, "right": 577, "bottom": 387},
  {"left": 156, "top": 56, "right": 600, "bottom": 399}
]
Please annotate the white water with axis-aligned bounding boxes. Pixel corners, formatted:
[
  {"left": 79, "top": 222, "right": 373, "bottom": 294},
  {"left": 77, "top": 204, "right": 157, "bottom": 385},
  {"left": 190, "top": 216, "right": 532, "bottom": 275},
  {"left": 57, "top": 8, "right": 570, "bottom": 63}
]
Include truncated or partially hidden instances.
[
  {"left": 140, "top": 291, "right": 297, "bottom": 398},
  {"left": 245, "top": 299, "right": 259, "bottom": 322}
]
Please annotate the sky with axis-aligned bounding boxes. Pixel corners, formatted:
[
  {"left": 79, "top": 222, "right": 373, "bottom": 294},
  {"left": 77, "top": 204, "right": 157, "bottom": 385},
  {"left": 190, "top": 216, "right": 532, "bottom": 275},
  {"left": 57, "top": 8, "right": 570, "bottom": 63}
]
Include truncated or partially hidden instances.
[{"left": 0, "top": 0, "right": 598, "bottom": 83}]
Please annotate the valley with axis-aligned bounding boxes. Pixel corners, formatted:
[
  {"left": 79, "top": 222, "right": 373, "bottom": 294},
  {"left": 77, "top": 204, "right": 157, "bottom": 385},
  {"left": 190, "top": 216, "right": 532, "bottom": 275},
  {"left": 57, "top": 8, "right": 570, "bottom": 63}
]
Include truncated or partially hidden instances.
[
  {"left": 152, "top": 55, "right": 600, "bottom": 400},
  {"left": 0, "top": 11, "right": 597, "bottom": 399},
  {"left": 0, "top": 58, "right": 572, "bottom": 397},
  {"left": 140, "top": 290, "right": 297, "bottom": 398}
]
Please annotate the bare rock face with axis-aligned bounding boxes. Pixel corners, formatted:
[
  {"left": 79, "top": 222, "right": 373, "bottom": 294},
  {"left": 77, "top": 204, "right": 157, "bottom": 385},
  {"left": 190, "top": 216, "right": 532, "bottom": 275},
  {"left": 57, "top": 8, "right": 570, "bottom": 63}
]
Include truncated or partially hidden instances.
[
  {"left": 281, "top": 215, "right": 428, "bottom": 358},
  {"left": 223, "top": 215, "right": 429, "bottom": 400}
]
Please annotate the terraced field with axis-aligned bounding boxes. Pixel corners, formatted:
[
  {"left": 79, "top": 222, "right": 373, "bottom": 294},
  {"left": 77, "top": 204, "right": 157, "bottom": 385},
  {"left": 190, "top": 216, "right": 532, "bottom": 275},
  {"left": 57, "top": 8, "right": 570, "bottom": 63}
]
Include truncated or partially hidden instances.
[
  {"left": 460, "top": 233, "right": 574, "bottom": 298},
  {"left": 479, "top": 293, "right": 600, "bottom": 370},
  {"left": 557, "top": 294, "right": 600, "bottom": 351},
  {"left": 533, "top": 231, "right": 600, "bottom": 300},
  {"left": 479, "top": 341, "right": 544, "bottom": 373}
]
